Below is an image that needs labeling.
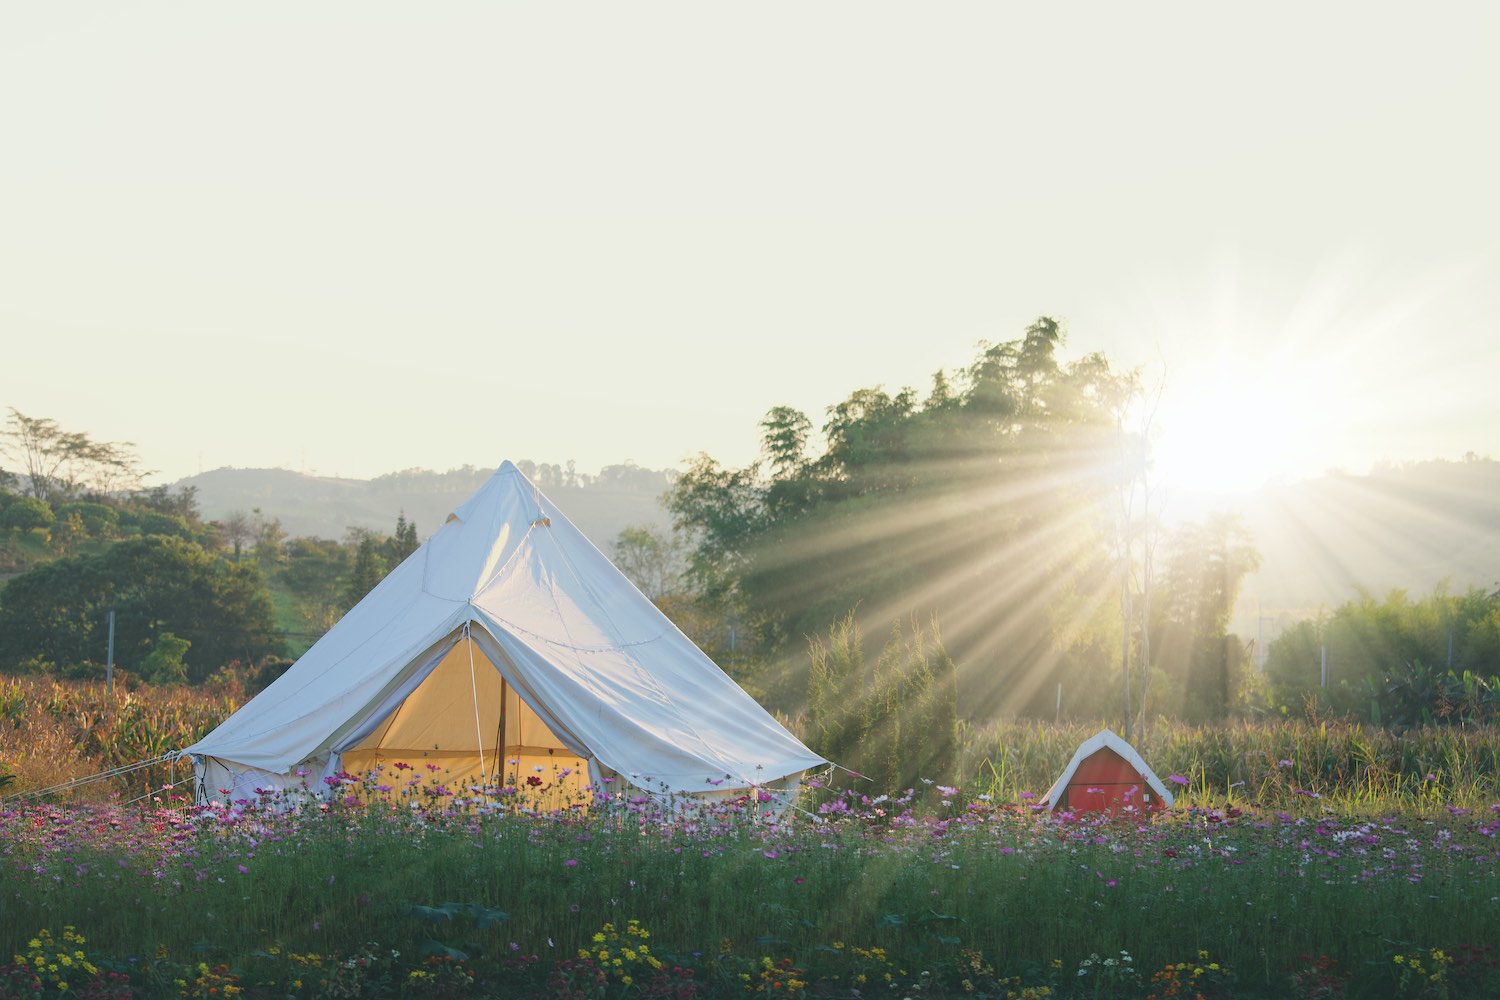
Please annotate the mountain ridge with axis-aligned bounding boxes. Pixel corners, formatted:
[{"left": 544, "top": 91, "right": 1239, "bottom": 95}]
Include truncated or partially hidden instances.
[{"left": 173, "top": 462, "right": 676, "bottom": 548}]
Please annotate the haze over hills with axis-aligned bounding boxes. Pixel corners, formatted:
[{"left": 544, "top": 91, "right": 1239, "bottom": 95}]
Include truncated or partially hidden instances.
[
  {"left": 175, "top": 461, "right": 675, "bottom": 550},
  {"left": 1171, "top": 457, "right": 1500, "bottom": 640},
  {"left": 172, "top": 456, "right": 1500, "bottom": 640}
]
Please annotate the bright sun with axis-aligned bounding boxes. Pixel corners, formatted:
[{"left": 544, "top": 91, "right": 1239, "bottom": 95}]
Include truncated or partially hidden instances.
[{"left": 1152, "top": 363, "right": 1332, "bottom": 496}]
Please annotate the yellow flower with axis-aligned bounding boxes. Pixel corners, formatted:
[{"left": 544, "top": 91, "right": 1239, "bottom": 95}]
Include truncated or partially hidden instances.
[{"left": 26, "top": 939, "right": 41, "bottom": 950}]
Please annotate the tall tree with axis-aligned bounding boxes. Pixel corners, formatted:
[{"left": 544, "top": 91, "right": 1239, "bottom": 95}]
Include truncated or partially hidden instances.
[
  {"left": 345, "top": 533, "right": 387, "bottom": 610},
  {"left": 1154, "top": 514, "right": 1262, "bottom": 719},
  {"left": 1, "top": 409, "right": 146, "bottom": 503},
  {"left": 611, "top": 524, "right": 686, "bottom": 601},
  {"left": 667, "top": 317, "right": 1141, "bottom": 718},
  {"left": 390, "top": 511, "right": 420, "bottom": 564},
  {"left": 220, "top": 510, "right": 255, "bottom": 560}
]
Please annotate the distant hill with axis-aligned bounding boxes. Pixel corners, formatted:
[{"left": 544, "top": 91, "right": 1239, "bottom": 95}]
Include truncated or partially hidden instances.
[
  {"left": 175, "top": 461, "right": 676, "bottom": 547},
  {"left": 173, "top": 456, "right": 1500, "bottom": 634}
]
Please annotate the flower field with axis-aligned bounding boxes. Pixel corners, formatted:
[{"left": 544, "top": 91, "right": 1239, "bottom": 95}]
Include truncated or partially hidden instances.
[
  {"left": 4, "top": 678, "right": 1500, "bottom": 997},
  {"left": 3, "top": 768, "right": 1500, "bottom": 999}
]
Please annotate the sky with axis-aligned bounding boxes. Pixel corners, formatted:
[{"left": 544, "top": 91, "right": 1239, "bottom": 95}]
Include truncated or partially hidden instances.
[{"left": 2, "top": 3, "right": 1497, "bottom": 496}]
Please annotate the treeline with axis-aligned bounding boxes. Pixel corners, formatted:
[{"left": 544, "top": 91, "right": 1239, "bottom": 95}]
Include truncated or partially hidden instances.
[
  {"left": 370, "top": 459, "right": 671, "bottom": 495},
  {"left": 661, "top": 319, "right": 1265, "bottom": 732},
  {"left": 1265, "top": 584, "right": 1500, "bottom": 726},
  {"left": 0, "top": 480, "right": 423, "bottom": 685},
  {"left": 0, "top": 409, "right": 426, "bottom": 685}
]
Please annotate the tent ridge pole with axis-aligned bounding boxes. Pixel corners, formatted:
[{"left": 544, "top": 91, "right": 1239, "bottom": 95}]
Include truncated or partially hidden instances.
[{"left": 463, "top": 620, "right": 487, "bottom": 788}]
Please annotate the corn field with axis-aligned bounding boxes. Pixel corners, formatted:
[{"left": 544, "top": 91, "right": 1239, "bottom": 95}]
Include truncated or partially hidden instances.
[
  {"left": 0, "top": 675, "right": 237, "bottom": 800},
  {"left": 6, "top": 675, "right": 1500, "bottom": 812}
]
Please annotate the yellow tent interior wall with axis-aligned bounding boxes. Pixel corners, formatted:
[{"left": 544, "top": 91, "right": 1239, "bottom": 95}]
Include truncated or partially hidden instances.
[{"left": 340, "top": 635, "right": 590, "bottom": 808}]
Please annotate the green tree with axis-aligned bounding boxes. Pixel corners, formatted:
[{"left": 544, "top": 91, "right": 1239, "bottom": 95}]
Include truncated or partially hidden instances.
[
  {"left": 253, "top": 509, "right": 288, "bottom": 572},
  {"left": 611, "top": 524, "right": 685, "bottom": 601},
  {"left": 1153, "top": 514, "right": 1262, "bottom": 719},
  {"left": 668, "top": 317, "right": 1140, "bottom": 719},
  {"left": 55, "top": 501, "right": 119, "bottom": 539},
  {"left": 389, "top": 510, "right": 420, "bottom": 565},
  {"left": 279, "top": 536, "right": 352, "bottom": 632},
  {"left": 138, "top": 631, "right": 190, "bottom": 685},
  {"left": 137, "top": 511, "right": 191, "bottom": 538},
  {"left": 0, "top": 535, "right": 280, "bottom": 683},
  {"left": 132, "top": 483, "right": 200, "bottom": 523},
  {"left": 219, "top": 510, "right": 255, "bottom": 560},
  {"left": 345, "top": 533, "right": 387, "bottom": 610},
  {"left": 1, "top": 496, "right": 54, "bottom": 533}
]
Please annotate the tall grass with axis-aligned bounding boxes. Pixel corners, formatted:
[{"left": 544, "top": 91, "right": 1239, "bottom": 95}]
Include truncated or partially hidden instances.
[
  {"left": 957, "top": 716, "right": 1500, "bottom": 811},
  {"left": 6, "top": 676, "right": 1500, "bottom": 814}
]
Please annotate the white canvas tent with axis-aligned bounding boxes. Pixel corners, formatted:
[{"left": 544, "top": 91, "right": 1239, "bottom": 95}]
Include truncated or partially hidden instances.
[{"left": 178, "top": 461, "right": 826, "bottom": 808}]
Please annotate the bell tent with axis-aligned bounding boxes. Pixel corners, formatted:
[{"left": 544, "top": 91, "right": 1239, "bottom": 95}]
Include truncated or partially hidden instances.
[
  {"left": 178, "top": 461, "right": 827, "bottom": 808},
  {"left": 1038, "top": 728, "right": 1174, "bottom": 815}
]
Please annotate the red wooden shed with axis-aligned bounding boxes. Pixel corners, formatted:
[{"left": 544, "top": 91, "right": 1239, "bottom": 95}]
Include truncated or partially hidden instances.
[{"left": 1039, "top": 728, "right": 1174, "bottom": 815}]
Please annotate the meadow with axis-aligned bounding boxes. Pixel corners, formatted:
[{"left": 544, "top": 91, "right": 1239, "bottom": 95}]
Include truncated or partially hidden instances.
[{"left": 3, "top": 678, "right": 1500, "bottom": 998}]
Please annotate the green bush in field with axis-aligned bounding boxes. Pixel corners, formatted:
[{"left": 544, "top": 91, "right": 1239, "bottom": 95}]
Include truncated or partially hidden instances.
[{"left": 808, "top": 613, "right": 958, "bottom": 794}]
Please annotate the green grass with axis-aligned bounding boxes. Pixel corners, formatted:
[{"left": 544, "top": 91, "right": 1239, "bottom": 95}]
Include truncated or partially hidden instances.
[{"left": 3, "top": 786, "right": 1499, "bottom": 998}]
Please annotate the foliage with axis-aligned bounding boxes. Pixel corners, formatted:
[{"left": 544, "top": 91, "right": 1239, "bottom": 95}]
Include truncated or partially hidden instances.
[
  {"left": 346, "top": 532, "right": 388, "bottom": 610},
  {"left": 957, "top": 716, "right": 1500, "bottom": 810},
  {"left": 807, "top": 613, "right": 958, "bottom": 793},
  {"left": 667, "top": 317, "right": 1145, "bottom": 719},
  {"left": 1363, "top": 659, "right": 1500, "bottom": 728},
  {"left": 391, "top": 510, "right": 420, "bottom": 565},
  {"left": 0, "top": 535, "right": 280, "bottom": 683},
  {"left": 1150, "top": 514, "right": 1262, "bottom": 721},
  {"left": 54, "top": 501, "right": 119, "bottom": 538},
  {"left": 611, "top": 524, "right": 687, "bottom": 602},
  {"left": 1265, "top": 584, "right": 1500, "bottom": 724},
  {"left": 137, "top": 631, "right": 191, "bottom": 686},
  {"left": 0, "top": 676, "right": 236, "bottom": 794},
  {"left": 276, "top": 536, "right": 352, "bottom": 633},
  {"left": 0, "top": 409, "right": 146, "bottom": 504},
  {"left": 0, "top": 494, "right": 54, "bottom": 533}
]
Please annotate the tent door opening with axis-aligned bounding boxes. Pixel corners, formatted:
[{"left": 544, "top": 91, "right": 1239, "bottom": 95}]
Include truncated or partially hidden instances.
[{"left": 338, "top": 632, "right": 589, "bottom": 808}]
